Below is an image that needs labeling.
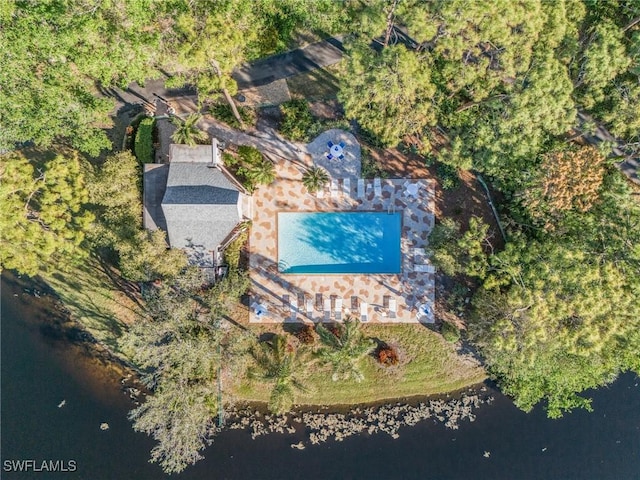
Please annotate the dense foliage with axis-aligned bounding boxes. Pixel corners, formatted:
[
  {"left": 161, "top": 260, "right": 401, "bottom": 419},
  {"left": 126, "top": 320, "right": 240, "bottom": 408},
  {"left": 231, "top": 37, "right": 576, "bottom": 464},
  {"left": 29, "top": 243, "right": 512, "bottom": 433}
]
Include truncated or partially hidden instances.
[
  {"left": 0, "top": 151, "right": 93, "bottom": 275},
  {"left": 124, "top": 268, "right": 220, "bottom": 474},
  {"left": 134, "top": 117, "right": 156, "bottom": 163},
  {"left": 279, "top": 98, "right": 315, "bottom": 142}
]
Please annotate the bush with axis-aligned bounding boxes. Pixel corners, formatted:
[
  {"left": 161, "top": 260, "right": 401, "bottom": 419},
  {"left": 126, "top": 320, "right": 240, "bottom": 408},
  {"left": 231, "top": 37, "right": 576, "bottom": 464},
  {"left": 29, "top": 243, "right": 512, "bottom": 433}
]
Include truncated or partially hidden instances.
[
  {"left": 279, "top": 98, "right": 314, "bottom": 142},
  {"left": 222, "top": 152, "right": 238, "bottom": 168},
  {"left": 210, "top": 103, "right": 255, "bottom": 129},
  {"left": 376, "top": 344, "right": 399, "bottom": 366},
  {"left": 441, "top": 321, "right": 461, "bottom": 343},
  {"left": 134, "top": 117, "right": 155, "bottom": 164},
  {"left": 295, "top": 325, "right": 316, "bottom": 345},
  {"left": 436, "top": 163, "right": 460, "bottom": 190},
  {"left": 238, "top": 145, "right": 263, "bottom": 166},
  {"left": 223, "top": 228, "right": 248, "bottom": 270}
]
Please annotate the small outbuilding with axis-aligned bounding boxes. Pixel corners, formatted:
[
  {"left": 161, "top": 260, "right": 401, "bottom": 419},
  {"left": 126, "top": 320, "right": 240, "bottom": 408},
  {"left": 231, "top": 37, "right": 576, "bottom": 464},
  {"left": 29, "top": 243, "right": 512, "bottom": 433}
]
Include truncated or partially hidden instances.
[{"left": 143, "top": 140, "right": 250, "bottom": 270}]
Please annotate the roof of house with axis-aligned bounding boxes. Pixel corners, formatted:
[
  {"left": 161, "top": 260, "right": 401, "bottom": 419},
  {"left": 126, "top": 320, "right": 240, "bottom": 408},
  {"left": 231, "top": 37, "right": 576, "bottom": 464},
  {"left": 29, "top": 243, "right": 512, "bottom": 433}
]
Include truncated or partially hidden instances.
[{"left": 161, "top": 160, "right": 240, "bottom": 263}]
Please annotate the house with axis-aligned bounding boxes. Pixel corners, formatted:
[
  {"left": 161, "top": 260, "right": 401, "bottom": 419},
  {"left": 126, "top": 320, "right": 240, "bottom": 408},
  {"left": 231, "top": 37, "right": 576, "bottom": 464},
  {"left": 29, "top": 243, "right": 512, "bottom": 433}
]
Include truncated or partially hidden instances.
[{"left": 143, "top": 140, "right": 250, "bottom": 271}]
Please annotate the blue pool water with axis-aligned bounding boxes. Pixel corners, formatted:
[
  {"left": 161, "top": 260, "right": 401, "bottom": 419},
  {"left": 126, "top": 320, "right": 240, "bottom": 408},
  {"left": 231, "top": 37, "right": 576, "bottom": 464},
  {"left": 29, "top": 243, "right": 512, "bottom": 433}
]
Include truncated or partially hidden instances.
[{"left": 278, "top": 212, "right": 402, "bottom": 274}]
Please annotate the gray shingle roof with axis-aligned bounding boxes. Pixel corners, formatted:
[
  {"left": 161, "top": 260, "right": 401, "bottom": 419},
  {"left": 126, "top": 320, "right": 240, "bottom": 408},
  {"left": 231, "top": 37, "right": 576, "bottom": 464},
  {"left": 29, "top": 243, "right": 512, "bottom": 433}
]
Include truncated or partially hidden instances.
[{"left": 161, "top": 162, "right": 240, "bottom": 257}]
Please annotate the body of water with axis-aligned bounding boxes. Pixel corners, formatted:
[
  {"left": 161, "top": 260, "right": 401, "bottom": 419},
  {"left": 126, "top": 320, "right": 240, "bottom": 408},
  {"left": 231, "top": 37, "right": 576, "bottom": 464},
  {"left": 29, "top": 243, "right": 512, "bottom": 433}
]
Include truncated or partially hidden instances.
[{"left": 2, "top": 274, "right": 639, "bottom": 479}]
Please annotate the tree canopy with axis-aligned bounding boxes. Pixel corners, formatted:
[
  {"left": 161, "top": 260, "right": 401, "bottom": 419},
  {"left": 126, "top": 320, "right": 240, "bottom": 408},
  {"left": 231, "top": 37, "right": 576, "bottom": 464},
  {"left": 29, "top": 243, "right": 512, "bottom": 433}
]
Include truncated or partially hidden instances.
[{"left": 0, "top": 151, "right": 93, "bottom": 275}]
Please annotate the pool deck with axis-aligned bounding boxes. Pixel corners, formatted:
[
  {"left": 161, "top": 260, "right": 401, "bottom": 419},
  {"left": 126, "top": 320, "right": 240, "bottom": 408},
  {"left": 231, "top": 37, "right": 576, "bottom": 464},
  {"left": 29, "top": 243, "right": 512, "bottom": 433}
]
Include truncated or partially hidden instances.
[{"left": 248, "top": 153, "right": 436, "bottom": 324}]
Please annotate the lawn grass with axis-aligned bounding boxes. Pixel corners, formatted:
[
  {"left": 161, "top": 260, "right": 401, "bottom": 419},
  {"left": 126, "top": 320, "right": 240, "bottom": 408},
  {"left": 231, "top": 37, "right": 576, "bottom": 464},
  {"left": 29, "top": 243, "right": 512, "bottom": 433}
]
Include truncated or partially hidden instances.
[
  {"left": 41, "top": 257, "right": 147, "bottom": 356},
  {"left": 286, "top": 62, "right": 342, "bottom": 101},
  {"left": 233, "top": 323, "right": 486, "bottom": 405}
]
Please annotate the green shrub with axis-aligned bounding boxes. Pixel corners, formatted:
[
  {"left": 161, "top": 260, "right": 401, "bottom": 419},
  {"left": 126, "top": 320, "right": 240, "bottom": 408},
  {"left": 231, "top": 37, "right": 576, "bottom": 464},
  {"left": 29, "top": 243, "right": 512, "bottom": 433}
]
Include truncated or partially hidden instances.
[
  {"left": 210, "top": 103, "right": 255, "bottom": 129},
  {"left": 237, "top": 145, "right": 263, "bottom": 166},
  {"left": 441, "top": 321, "right": 461, "bottom": 343},
  {"left": 224, "top": 229, "right": 248, "bottom": 270},
  {"left": 436, "top": 163, "right": 460, "bottom": 190},
  {"left": 279, "top": 98, "right": 314, "bottom": 141},
  {"left": 222, "top": 152, "right": 238, "bottom": 168},
  {"left": 134, "top": 117, "right": 155, "bottom": 164}
]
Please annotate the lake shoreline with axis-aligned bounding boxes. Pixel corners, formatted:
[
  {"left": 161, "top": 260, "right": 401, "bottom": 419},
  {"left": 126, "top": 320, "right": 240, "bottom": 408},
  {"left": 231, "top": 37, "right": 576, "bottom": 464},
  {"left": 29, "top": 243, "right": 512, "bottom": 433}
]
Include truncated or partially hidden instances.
[{"left": 5, "top": 271, "right": 492, "bottom": 421}]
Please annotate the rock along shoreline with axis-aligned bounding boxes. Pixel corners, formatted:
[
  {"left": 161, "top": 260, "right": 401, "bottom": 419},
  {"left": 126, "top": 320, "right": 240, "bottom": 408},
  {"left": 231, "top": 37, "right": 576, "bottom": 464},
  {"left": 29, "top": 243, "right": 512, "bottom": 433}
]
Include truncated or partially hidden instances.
[{"left": 225, "top": 388, "right": 494, "bottom": 448}]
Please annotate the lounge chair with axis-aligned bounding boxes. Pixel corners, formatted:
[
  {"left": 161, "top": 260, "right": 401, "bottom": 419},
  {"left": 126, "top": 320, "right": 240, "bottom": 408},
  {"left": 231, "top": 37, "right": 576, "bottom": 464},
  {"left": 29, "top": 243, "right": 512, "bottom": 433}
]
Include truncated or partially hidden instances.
[
  {"left": 342, "top": 178, "right": 350, "bottom": 196},
  {"left": 330, "top": 179, "right": 339, "bottom": 198},
  {"left": 323, "top": 298, "right": 331, "bottom": 322},
  {"left": 288, "top": 297, "right": 298, "bottom": 322},
  {"left": 316, "top": 186, "right": 325, "bottom": 198},
  {"left": 334, "top": 298, "right": 343, "bottom": 321},
  {"left": 389, "top": 298, "right": 397, "bottom": 320},
  {"left": 374, "top": 177, "right": 382, "bottom": 197},
  {"left": 357, "top": 178, "right": 365, "bottom": 198},
  {"left": 413, "top": 247, "right": 426, "bottom": 263},
  {"left": 282, "top": 294, "right": 290, "bottom": 312},
  {"left": 414, "top": 264, "right": 436, "bottom": 273},
  {"left": 360, "top": 302, "right": 368, "bottom": 322}
]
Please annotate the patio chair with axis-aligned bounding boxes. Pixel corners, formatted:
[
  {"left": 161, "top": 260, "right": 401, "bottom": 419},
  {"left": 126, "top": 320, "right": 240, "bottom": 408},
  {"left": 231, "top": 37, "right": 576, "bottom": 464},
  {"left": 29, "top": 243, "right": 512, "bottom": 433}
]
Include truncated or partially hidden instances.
[
  {"left": 374, "top": 177, "right": 382, "bottom": 197},
  {"left": 389, "top": 298, "right": 397, "bottom": 320},
  {"left": 316, "top": 293, "right": 323, "bottom": 311},
  {"left": 330, "top": 179, "right": 339, "bottom": 198},
  {"left": 413, "top": 247, "right": 427, "bottom": 264},
  {"left": 339, "top": 141, "right": 345, "bottom": 148},
  {"left": 327, "top": 141, "right": 334, "bottom": 148},
  {"left": 323, "top": 298, "right": 331, "bottom": 322},
  {"left": 360, "top": 301, "right": 368, "bottom": 322},
  {"left": 289, "top": 297, "right": 298, "bottom": 322},
  {"left": 342, "top": 178, "right": 351, "bottom": 196},
  {"left": 357, "top": 178, "right": 365, "bottom": 198},
  {"left": 414, "top": 264, "right": 436, "bottom": 273},
  {"left": 334, "top": 298, "right": 343, "bottom": 321}
]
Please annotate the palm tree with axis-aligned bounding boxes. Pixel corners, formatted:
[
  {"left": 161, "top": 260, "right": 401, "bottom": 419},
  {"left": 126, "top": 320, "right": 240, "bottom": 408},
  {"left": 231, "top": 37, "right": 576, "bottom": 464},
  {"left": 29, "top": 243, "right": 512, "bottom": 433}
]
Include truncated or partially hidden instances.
[
  {"left": 302, "top": 166, "right": 329, "bottom": 193},
  {"left": 249, "top": 335, "right": 307, "bottom": 415},
  {"left": 171, "top": 113, "right": 208, "bottom": 146},
  {"left": 246, "top": 158, "right": 276, "bottom": 186},
  {"left": 315, "top": 318, "right": 375, "bottom": 383}
]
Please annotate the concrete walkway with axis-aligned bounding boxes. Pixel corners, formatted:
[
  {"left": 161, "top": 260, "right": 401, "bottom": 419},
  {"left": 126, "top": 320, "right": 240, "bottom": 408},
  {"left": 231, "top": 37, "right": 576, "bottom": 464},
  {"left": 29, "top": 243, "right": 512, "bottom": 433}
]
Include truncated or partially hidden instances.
[{"left": 198, "top": 116, "right": 309, "bottom": 162}]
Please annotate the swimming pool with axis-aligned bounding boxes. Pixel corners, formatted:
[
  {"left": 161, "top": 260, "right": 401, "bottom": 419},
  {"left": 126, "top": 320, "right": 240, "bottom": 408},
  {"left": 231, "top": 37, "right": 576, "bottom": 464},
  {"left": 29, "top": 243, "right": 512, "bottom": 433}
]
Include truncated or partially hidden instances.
[{"left": 278, "top": 212, "right": 402, "bottom": 274}]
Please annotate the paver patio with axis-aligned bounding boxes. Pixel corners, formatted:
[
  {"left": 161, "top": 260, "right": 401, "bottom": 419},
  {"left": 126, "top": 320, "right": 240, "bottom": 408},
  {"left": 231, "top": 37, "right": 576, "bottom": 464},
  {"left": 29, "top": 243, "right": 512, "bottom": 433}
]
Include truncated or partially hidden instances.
[{"left": 248, "top": 130, "right": 435, "bottom": 324}]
